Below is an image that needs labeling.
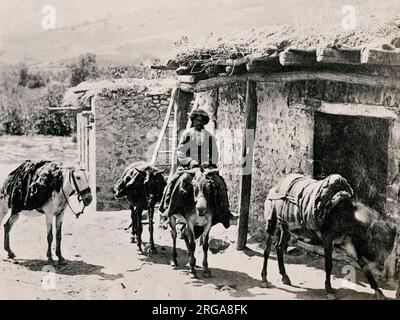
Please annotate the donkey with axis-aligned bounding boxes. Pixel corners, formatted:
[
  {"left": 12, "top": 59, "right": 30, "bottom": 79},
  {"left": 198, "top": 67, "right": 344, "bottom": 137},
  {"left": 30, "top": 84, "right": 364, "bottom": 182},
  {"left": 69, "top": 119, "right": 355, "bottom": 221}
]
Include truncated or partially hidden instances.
[
  {"left": 168, "top": 167, "right": 221, "bottom": 279},
  {"left": 0, "top": 160, "right": 92, "bottom": 264},
  {"left": 261, "top": 173, "right": 397, "bottom": 300},
  {"left": 114, "top": 161, "right": 166, "bottom": 254}
]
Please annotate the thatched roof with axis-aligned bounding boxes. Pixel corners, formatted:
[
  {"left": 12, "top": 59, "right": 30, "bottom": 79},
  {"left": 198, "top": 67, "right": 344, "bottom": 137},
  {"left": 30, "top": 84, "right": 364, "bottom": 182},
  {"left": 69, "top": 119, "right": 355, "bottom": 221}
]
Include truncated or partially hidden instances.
[
  {"left": 62, "top": 78, "right": 176, "bottom": 108},
  {"left": 162, "top": 15, "right": 400, "bottom": 83}
]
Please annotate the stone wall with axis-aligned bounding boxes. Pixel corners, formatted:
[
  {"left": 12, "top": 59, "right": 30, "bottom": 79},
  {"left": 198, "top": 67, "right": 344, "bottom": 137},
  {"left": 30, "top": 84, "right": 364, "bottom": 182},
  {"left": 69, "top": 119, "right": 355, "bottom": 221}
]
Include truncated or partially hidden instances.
[
  {"left": 95, "top": 83, "right": 172, "bottom": 211},
  {"left": 194, "top": 80, "right": 400, "bottom": 238}
]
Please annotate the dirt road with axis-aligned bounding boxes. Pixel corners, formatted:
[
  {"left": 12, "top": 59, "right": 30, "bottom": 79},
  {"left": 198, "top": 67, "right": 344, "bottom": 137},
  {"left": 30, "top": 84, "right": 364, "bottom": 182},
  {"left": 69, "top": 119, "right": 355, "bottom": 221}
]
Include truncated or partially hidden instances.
[{"left": 0, "top": 135, "right": 397, "bottom": 300}]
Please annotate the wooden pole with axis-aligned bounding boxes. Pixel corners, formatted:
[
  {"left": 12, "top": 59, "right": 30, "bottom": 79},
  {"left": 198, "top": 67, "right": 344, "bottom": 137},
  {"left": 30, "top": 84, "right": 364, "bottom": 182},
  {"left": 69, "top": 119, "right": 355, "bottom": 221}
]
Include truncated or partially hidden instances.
[
  {"left": 170, "top": 90, "right": 194, "bottom": 179},
  {"left": 237, "top": 80, "right": 258, "bottom": 250}
]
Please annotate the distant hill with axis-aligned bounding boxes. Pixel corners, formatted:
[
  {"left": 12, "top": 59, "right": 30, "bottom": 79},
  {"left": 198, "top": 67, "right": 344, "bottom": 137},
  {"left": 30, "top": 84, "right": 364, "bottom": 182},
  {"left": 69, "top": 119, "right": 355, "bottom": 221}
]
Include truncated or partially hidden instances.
[{"left": 1, "top": 0, "right": 399, "bottom": 67}]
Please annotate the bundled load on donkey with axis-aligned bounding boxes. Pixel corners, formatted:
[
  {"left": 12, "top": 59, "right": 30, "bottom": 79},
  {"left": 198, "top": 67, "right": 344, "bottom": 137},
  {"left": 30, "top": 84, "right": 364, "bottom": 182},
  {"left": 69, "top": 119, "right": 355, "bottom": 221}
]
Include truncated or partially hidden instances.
[
  {"left": 1, "top": 160, "right": 64, "bottom": 213},
  {"left": 267, "top": 173, "right": 354, "bottom": 231},
  {"left": 114, "top": 161, "right": 166, "bottom": 253}
]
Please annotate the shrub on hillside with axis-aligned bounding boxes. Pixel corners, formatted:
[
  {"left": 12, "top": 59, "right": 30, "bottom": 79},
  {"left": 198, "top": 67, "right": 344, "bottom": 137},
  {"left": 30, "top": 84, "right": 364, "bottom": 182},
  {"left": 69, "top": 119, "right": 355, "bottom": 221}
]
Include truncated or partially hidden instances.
[
  {"left": 0, "top": 108, "right": 24, "bottom": 135},
  {"left": 68, "top": 53, "right": 99, "bottom": 87},
  {"left": 33, "top": 107, "right": 73, "bottom": 136}
]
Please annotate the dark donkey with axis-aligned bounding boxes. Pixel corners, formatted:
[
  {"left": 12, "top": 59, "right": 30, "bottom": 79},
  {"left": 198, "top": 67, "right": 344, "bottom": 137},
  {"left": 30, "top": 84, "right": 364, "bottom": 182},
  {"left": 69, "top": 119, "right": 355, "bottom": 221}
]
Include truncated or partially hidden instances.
[
  {"left": 261, "top": 173, "right": 397, "bottom": 300},
  {"left": 168, "top": 167, "right": 221, "bottom": 278},
  {"left": 114, "top": 161, "right": 166, "bottom": 254}
]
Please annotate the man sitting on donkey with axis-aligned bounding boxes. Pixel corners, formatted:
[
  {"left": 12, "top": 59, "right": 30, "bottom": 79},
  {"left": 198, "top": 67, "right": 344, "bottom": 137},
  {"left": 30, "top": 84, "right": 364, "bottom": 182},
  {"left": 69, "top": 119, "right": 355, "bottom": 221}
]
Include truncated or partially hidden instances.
[{"left": 158, "top": 109, "right": 237, "bottom": 230}]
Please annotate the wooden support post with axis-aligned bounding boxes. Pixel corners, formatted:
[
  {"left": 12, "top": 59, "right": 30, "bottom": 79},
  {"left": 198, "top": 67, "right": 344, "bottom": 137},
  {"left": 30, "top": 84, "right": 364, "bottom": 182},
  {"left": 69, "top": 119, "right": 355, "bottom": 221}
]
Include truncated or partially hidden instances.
[
  {"left": 170, "top": 89, "right": 194, "bottom": 178},
  {"left": 237, "top": 80, "right": 258, "bottom": 250}
]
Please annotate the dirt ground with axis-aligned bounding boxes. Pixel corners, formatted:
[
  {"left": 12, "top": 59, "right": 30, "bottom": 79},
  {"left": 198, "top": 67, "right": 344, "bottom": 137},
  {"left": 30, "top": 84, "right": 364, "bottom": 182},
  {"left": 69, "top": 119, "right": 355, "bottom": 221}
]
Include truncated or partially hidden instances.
[{"left": 0, "top": 135, "right": 397, "bottom": 300}]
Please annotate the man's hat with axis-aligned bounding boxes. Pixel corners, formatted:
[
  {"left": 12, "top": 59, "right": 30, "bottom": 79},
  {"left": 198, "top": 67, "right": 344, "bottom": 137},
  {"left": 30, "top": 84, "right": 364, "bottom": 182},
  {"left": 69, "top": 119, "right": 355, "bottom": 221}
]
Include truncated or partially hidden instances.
[{"left": 189, "top": 109, "right": 210, "bottom": 125}]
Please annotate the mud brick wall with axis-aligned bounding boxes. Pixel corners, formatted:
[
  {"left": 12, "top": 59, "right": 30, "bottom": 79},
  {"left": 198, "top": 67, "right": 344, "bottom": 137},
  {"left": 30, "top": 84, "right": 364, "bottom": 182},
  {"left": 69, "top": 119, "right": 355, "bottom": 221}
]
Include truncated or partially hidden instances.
[{"left": 95, "top": 85, "right": 172, "bottom": 211}]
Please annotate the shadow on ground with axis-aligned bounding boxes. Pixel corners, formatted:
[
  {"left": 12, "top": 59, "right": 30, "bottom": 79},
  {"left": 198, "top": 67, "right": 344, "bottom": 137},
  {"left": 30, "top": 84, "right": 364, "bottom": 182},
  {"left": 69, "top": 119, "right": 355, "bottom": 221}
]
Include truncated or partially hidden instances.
[{"left": 11, "top": 258, "right": 123, "bottom": 280}]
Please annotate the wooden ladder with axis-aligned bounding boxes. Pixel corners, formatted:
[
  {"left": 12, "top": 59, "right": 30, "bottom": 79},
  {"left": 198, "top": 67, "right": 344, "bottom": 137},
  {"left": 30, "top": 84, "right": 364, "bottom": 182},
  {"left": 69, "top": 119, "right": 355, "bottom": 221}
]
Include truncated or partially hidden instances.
[{"left": 151, "top": 88, "right": 179, "bottom": 178}]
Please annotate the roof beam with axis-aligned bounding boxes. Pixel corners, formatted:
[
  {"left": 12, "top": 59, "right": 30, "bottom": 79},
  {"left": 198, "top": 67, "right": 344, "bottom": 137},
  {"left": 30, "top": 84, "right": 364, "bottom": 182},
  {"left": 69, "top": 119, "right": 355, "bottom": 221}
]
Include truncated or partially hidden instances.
[
  {"left": 361, "top": 48, "right": 400, "bottom": 65},
  {"left": 179, "top": 71, "right": 400, "bottom": 92},
  {"left": 279, "top": 48, "right": 317, "bottom": 66},
  {"left": 317, "top": 47, "right": 361, "bottom": 65}
]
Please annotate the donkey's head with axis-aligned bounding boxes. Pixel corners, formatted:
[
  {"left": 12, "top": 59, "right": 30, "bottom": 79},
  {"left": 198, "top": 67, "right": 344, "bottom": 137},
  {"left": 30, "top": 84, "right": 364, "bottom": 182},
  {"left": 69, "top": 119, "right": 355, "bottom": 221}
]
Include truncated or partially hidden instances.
[
  {"left": 181, "top": 168, "right": 218, "bottom": 217},
  {"left": 350, "top": 202, "right": 397, "bottom": 265},
  {"left": 68, "top": 168, "right": 92, "bottom": 207},
  {"left": 136, "top": 167, "right": 166, "bottom": 207}
]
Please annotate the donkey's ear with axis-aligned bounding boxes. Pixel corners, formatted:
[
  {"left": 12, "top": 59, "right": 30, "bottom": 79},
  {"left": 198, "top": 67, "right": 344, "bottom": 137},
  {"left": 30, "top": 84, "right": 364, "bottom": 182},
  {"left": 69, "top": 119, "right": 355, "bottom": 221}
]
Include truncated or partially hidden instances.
[
  {"left": 206, "top": 169, "right": 219, "bottom": 176},
  {"left": 135, "top": 168, "right": 145, "bottom": 175},
  {"left": 155, "top": 168, "right": 166, "bottom": 175}
]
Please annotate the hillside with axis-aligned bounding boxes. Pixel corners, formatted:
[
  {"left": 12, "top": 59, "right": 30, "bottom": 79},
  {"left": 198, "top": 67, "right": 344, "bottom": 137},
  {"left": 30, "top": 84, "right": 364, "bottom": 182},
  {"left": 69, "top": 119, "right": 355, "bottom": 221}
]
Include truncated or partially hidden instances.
[{"left": 1, "top": 0, "right": 399, "bottom": 68}]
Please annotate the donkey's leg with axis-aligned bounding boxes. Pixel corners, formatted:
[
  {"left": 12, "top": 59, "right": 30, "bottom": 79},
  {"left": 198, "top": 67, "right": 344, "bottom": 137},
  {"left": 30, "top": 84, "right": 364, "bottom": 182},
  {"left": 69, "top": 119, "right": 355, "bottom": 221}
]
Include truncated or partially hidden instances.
[
  {"left": 148, "top": 206, "right": 157, "bottom": 254},
  {"left": 4, "top": 212, "right": 20, "bottom": 259},
  {"left": 261, "top": 201, "right": 277, "bottom": 288},
  {"left": 276, "top": 222, "right": 292, "bottom": 286},
  {"left": 130, "top": 205, "right": 137, "bottom": 243},
  {"left": 170, "top": 217, "right": 178, "bottom": 268},
  {"left": 202, "top": 233, "right": 211, "bottom": 278},
  {"left": 321, "top": 236, "right": 337, "bottom": 299},
  {"left": 201, "top": 220, "right": 212, "bottom": 278},
  {"left": 55, "top": 212, "right": 66, "bottom": 265},
  {"left": 187, "top": 226, "right": 197, "bottom": 278},
  {"left": 354, "top": 245, "right": 385, "bottom": 300},
  {"left": 0, "top": 197, "right": 9, "bottom": 226},
  {"left": 45, "top": 212, "right": 54, "bottom": 262},
  {"left": 135, "top": 208, "right": 144, "bottom": 254}
]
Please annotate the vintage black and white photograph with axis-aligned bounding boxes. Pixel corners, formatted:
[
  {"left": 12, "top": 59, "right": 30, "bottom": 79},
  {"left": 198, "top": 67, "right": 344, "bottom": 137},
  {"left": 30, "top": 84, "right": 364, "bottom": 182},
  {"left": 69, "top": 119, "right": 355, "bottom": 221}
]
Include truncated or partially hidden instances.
[{"left": 1, "top": 0, "right": 400, "bottom": 301}]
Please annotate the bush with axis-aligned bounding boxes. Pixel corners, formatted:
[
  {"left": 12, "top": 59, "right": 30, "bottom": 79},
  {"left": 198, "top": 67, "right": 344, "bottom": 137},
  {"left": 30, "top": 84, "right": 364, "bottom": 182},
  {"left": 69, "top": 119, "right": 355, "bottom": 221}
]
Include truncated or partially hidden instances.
[
  {"left": 33, "top": 107, "right": 73, "bottom": 136},
  {"left": 68, "top": 53, "right": 99, "bottom": 87},
  {"left": 18, "top": 65, "right": 48, "bottom": 89},
  {"left": 1, "top": 108, "right": 24, "bottom": 135},
  {"left": 26, "top": 72, "right": 47, "bottom": 89}
]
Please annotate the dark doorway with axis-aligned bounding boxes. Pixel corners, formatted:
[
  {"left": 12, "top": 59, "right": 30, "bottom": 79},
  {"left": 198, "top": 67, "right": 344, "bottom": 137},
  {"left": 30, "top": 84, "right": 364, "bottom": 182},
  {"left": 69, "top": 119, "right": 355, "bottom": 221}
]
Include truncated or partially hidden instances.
[{"left": 313, "top": 112, "right": 389, "bottom": 214}]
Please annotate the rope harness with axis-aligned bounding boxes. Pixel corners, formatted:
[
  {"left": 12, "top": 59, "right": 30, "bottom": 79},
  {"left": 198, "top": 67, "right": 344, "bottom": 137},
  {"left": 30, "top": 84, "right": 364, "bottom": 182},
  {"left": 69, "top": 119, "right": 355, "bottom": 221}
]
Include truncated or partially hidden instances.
[{"left": 62, "top": 170, "right": 91, "bottom": 219}]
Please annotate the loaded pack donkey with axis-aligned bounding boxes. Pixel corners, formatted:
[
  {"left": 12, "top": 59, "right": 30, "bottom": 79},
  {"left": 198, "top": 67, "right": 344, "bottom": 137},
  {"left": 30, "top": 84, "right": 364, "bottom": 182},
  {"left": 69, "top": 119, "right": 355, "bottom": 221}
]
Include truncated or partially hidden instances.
[
  {"left": 0, "top": 160, "right": 92, "bottom": 264},
  {"left": 168, "top": 167, "right": 229, "bottom": 279},
  {"left": 261, "top": 173, "right": 397, "bottom": 300},
  {"left": 114, "top": 161, "right": 166, "bottom": 254}
]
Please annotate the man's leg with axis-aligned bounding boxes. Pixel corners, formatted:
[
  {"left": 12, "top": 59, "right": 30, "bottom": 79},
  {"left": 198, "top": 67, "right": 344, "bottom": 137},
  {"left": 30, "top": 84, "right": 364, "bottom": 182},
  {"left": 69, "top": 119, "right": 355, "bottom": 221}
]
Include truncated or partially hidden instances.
[
  {"left": 212, "top": 174, "right": 237, "bottom": 227},
  {"left": 159, "top": 173, "right": 182, "bottom": 228}
]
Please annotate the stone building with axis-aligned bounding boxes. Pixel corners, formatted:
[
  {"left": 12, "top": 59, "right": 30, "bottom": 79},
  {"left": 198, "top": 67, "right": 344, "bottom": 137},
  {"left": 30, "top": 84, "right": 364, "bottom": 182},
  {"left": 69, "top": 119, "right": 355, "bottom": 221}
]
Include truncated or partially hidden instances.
[
  {"left": 156, "top": 16, "right": 400, "bottom": 254},
  {"left": 62, "top": 78, "right": 176, "bottom": 211}
]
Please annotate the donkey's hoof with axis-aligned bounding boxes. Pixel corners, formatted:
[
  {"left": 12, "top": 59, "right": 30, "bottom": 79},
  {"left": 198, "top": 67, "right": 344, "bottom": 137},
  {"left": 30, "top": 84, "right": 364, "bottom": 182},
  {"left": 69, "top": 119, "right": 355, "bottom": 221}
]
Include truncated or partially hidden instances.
[
  {"left": 327, "top": 292, "right": 338, "bottom": 300},
  {"left": 170, "top": 260, "right": 178, "bottom": 269},
  {"left": 7, "top": 252, "right": 16, "bottom": 259},
  {"left": 58, "top": 258, "right": 67, "bottom": 266},
  {"left": 47, "top": 258, "right": 54, "bottom": 264},
  {"left": 260, "top": 281, "right": 271, "bottom": 288},
  {"left": 374, "top": 290, "right": 386, "bottom": 300},
  {"left": 282, "top": 275, "right": 292, "bottom": 286},
  {"left": 131, "top": 237, "right": 137, "bottom": 244},
  {"left": 137, "top": 248, "right": 144, "bottom": 255},
  {"left": 190, "top": 272, "right": 198, "bottom": 279},
  {"left": 149, "top": 247, "right": 158, "bottom": 254},
  {"left": 202, "top": 270, "right": 212, "bottom": 278}
]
